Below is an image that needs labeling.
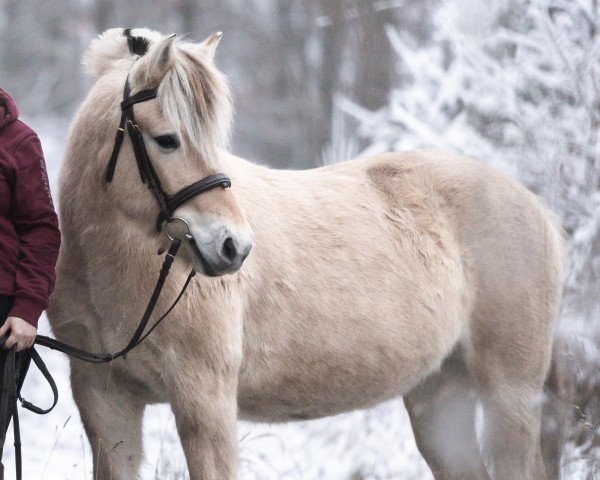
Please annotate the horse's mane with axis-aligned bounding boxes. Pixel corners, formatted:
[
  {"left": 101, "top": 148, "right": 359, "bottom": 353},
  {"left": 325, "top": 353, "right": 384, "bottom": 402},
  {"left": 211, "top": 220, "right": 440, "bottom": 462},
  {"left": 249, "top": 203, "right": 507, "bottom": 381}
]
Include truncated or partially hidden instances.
[{"left": 83, "top": 28, "right": 232, "bottom": 160}]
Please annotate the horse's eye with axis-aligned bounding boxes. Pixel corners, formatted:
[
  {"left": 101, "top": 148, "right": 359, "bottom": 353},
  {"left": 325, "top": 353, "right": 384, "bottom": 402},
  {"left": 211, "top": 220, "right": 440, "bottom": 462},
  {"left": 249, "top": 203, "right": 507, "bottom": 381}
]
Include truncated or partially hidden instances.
[{"left": 154, "top": 134, "right": 180, "bottom": 151}]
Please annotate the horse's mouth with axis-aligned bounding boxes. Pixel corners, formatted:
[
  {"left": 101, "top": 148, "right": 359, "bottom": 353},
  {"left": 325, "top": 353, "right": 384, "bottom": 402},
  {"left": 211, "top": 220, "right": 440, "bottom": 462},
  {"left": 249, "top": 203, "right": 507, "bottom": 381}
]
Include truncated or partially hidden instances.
[{"left": 189, "top": 239, "right": 220, "bottom": 277}]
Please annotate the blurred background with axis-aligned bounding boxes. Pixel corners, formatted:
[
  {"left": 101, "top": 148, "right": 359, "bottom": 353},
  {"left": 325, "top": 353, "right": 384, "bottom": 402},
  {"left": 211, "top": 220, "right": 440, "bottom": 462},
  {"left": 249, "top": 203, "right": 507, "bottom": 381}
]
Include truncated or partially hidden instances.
[
  {"left": 1, "top": 0, "right": 600, "bottom": 478},
  {"left": 0, "top": 0, "right": 433, "bottom": 169}
]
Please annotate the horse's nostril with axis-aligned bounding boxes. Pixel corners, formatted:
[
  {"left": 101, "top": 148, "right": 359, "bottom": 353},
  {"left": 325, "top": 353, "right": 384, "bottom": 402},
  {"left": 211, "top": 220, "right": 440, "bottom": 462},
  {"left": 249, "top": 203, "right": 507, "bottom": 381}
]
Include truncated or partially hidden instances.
[{"left": 221, "top": 237, "right": 237, "bottom": 263}]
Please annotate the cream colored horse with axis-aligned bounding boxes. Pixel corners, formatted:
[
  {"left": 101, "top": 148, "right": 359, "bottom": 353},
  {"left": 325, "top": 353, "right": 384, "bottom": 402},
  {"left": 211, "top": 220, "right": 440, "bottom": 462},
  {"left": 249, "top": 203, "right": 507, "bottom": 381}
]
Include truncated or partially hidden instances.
[{"left": 46, "top": 28, "right": 567, "bottom": 480}]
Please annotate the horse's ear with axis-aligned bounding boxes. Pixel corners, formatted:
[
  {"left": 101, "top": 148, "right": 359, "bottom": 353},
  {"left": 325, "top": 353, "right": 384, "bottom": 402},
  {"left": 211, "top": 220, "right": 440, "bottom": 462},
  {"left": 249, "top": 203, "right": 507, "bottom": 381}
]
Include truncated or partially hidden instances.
[
  {"left": 198, "top": 32, "right": 222, "bottom": 62},
  {"left": 131, "top": 34, "right": 177, "bottom": 90}
]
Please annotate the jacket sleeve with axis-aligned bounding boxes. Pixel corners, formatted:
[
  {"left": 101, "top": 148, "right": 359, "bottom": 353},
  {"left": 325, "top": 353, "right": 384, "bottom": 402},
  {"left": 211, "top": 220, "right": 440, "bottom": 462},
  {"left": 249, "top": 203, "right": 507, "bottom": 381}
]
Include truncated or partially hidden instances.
[{"left": 8, "top": 134, "right": 60, "bottom": 327}]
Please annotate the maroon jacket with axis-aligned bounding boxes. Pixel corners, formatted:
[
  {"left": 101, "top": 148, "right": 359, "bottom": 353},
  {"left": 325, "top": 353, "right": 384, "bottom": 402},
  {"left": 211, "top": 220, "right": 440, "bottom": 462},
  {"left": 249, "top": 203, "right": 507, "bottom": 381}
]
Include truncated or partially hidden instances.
[{"left": 0, "top": 89, "right": 60, "bottom": 327}]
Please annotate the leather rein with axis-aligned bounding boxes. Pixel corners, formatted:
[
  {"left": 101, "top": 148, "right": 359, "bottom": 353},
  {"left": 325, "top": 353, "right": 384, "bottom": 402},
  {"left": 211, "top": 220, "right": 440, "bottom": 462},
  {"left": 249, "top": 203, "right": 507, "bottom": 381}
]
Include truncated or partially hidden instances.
[{"left": 1, "top": 30, "right": 231, "bottom": 479}]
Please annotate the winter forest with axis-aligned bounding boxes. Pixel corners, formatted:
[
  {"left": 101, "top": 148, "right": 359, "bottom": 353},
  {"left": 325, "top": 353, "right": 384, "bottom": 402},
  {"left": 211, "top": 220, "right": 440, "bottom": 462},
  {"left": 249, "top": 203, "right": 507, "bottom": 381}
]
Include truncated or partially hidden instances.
[{"left": 1, "top": 0, "right": 600, "bottom": 478}]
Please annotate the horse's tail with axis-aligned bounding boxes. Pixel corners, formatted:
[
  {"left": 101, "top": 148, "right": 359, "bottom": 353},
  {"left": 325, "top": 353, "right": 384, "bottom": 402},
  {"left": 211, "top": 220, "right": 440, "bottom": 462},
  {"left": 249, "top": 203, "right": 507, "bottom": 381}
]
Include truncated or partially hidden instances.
[
  {"left": 538, "top": 203, "right": 569, "bottom": 480},
  {"left": 541, "top": 337, "right": 567, "bottom": 480}
]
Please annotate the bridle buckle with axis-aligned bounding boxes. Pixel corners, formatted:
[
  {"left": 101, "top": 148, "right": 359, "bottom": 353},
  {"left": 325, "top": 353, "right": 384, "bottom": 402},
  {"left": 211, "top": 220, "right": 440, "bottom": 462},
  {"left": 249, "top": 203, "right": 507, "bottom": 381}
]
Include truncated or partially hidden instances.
[
  {"left": 165, "top": 216, "right": 193, "bottom": 242},
  {"left": 125, "top": 119, "right": 140, "bottom": 133}
]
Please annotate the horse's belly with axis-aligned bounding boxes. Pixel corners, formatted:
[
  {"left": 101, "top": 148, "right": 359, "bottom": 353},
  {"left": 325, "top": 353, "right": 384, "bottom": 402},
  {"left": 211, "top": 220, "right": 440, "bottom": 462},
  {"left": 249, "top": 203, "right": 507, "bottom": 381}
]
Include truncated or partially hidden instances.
[
  {"left": 237, "top": 311, "right": 462, "bottom": 422},
  {"left": 238, "top": 370, "right": 410, "bottom": 422}
]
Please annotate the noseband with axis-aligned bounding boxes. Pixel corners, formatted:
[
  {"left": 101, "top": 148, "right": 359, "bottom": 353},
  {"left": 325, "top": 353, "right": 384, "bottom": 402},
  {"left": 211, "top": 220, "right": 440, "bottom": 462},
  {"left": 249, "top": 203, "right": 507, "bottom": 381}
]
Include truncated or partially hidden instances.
[{"left": 105, "top": 60, "right": 231, "bottom": 233}]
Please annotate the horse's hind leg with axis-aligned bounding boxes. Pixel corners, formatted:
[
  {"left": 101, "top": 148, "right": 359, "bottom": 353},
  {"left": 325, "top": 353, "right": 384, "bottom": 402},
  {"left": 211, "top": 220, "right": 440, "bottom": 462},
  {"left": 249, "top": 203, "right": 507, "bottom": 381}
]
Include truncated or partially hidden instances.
[
  {"left": 540, "top": 339, "right": 566, "bottom": 480},
  {"left": 71, "top": 362, "right": 145, "bottom": 480},
  {"left": 477, "top": 383, "right": 547, "bottom": 480},
  {"left": 404, "top": 350, "right": 490, "bottom": 480},
  {"left": 470, "top": 313, "right": 551, "bottom": 480}
]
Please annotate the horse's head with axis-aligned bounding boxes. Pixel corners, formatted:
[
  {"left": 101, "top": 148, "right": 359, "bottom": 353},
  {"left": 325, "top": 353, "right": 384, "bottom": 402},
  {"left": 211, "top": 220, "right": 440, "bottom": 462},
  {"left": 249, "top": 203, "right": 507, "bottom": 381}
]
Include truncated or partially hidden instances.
[{"left": 82, "top": 28, "right": 252, "bottom": 276}]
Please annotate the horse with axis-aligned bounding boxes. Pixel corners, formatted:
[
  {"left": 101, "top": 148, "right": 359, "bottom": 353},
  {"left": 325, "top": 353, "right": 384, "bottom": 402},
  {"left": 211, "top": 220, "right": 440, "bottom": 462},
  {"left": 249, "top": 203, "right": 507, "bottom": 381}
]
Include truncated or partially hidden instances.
[{"left": 46, "top": 28, "right": 567, "bottom": 480}]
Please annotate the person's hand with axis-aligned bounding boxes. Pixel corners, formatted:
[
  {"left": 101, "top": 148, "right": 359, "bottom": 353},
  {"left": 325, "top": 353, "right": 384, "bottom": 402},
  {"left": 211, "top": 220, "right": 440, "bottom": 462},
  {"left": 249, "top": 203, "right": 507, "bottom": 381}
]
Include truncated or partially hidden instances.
[{"left": 0, "top": 316, "right": 37, "bottom": 351}]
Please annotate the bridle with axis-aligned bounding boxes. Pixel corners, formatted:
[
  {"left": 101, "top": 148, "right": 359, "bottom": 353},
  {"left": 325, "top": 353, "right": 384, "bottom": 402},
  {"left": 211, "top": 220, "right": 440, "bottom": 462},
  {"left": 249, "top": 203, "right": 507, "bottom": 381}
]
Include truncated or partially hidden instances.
[
  {"left": 105, "top": 54, "right": 231, "bottom": 233},
  {"left": 0, "top": 30, "right": 233, "bottom": 480}
]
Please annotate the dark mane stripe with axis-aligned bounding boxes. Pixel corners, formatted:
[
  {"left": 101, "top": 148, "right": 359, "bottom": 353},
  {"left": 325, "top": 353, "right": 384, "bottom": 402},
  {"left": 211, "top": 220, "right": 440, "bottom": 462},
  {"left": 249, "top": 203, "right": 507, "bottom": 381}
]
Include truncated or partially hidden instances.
[{"left": 123, "top": 28, "right": 150, "bottom": 56}]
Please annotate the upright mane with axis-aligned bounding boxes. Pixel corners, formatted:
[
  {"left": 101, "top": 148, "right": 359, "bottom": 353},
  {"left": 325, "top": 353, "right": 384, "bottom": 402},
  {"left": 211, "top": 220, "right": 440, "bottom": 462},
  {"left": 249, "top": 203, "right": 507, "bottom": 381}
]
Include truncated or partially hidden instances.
[{"left": 83, "top": 27, "right": 232, "bottom": 160}]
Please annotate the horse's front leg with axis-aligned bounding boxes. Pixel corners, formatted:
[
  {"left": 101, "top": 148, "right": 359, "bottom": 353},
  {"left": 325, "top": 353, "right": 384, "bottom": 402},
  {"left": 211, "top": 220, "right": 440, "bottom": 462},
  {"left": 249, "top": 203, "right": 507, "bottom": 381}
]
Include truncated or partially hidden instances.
[
  {"left": 71, "top": 361, "right": 146, "bottom": 480},
  {"left": 168, "top": 356, "right": 239, "bottom": 480}
]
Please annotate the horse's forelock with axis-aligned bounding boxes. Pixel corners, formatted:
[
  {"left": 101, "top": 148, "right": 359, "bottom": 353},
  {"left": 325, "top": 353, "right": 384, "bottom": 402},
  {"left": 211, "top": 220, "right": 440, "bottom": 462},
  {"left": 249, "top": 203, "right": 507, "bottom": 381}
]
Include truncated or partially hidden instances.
[
  {"left": 84, "top": 28, "right": 232, "bottom": 162},
  {"left": 124, "top": 28, "right": 150, "bottom": 56},
  {"left": 158, "top": 47, "right": 232, "bottom": 161}
]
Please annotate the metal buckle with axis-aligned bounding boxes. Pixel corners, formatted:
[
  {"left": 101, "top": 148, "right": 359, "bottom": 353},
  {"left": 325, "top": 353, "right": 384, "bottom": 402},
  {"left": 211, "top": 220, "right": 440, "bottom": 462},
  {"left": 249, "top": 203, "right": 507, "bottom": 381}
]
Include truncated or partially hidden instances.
[
  {"left": 125, "top": 119, "right": 141, "bottom": 133},
  {"left": 165, "top": 216, "right": 194, "bottom": 242}
]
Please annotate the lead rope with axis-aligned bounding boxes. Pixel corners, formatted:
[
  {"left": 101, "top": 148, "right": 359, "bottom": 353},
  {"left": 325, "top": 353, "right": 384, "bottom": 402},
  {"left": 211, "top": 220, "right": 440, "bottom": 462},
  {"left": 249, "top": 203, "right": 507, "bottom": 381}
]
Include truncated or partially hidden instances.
[
  {"left": 34, "top": 237, "right": 189, "bottom": 363},
  {"left": 0, "top": 349, "right": 22, "bottom": 480},
  {"left": 0, "top": 349, "right": 15, "bottom": 478},
  {"left": 1, "top": 237, "right": 196, "bottom": 480}
]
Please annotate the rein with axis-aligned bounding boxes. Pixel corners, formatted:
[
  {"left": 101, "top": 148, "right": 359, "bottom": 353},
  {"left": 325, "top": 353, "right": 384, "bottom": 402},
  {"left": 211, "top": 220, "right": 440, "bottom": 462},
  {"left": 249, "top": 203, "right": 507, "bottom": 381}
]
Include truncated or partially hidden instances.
[
  {"left": 0, "top": 238, "right": 190, "bottom": 480},
  {"left": 34, "top": 237, "right": 191, "bottom": 365},
  {"left": 1, "top": 28, "right": 232, "bottom": 480}
]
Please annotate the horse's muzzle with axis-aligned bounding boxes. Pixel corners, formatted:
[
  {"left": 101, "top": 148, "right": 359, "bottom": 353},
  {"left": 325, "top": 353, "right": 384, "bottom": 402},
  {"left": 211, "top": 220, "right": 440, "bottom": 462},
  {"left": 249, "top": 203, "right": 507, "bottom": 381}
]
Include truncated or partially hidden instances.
[{"left": 190, "top": 224, "right": 252, "bottom": 277}]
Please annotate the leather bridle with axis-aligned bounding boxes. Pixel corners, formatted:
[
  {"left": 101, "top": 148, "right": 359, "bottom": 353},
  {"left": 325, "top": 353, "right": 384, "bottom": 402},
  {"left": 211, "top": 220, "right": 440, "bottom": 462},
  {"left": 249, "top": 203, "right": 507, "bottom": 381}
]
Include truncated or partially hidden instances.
[
  {"left": 105, "top": 69, "right": 232, "bottom": 233},
  {"left": 33, "top": 30, "right": 234, "bottom": 367}
]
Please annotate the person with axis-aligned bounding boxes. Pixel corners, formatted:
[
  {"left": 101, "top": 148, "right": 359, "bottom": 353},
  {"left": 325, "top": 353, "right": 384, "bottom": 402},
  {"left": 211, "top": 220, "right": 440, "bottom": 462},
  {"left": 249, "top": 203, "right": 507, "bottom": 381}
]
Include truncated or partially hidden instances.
[{"left": 0, "top": 88, "right": 60, "bottom": 479}]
